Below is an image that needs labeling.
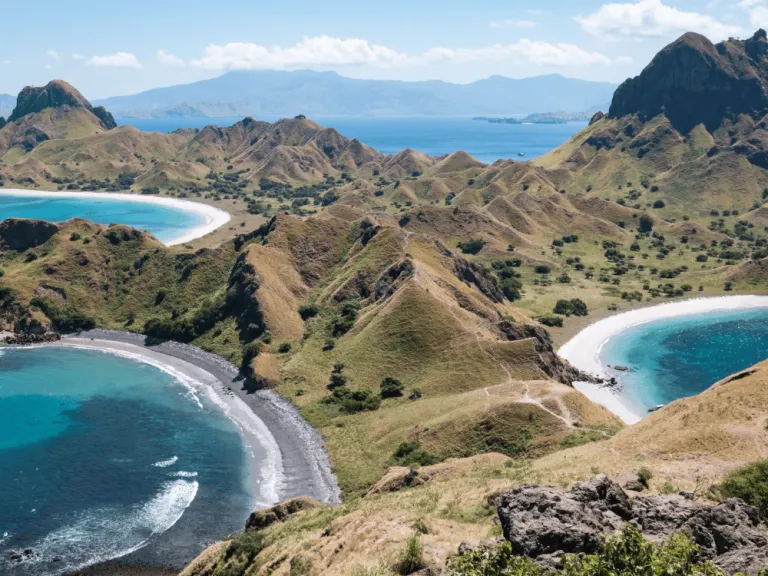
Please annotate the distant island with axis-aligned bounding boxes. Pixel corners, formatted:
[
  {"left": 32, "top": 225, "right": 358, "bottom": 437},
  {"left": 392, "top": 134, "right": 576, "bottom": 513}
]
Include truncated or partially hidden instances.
[{"left": 473, "top": 109, "right": 602, "bottom": 124}]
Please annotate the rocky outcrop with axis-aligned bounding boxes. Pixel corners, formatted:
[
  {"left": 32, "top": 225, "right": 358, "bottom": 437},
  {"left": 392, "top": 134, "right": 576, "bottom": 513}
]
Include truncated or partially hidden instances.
[
  {"left": 365, "top": 466, "right": 433, "bottom": 496},
  {"left": 496, "top": 475, "right": 768, "bottom": 574},
  {"left": 244, "top": 497, "right": 323, "bottom": 532},
  {"left": 0, "top": 218, "right": 59, "bottom": 251},
  {"left": 8, "top": 80, "right": 115, "bottom": 130},
  {"left": 498, "top": 320, "right": 594, "bottom": 385},
  {"left": 610, "top": 29, "right": 768, "bottom": 133}
]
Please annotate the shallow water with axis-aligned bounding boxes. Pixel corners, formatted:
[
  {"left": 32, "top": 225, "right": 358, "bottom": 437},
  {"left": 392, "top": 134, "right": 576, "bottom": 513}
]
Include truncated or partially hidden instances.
[
  {"left": 0, "top": 347, "right": 253, "bottom": 574},
  {"left": 600, "top": 308, "right": 768, "bottom": 416},
  {"left": 0, "top": 194, "right": 205, "bottom": 244}
]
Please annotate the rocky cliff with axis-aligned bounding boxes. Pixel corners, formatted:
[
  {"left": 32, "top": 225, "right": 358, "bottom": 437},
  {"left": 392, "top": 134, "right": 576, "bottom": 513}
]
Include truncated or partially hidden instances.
[
  {"left": 8, "top": 80, "right": 116, "bottom": 129},
  {"left": 610, "top": 29, "right": 768, "bottom": 132}
]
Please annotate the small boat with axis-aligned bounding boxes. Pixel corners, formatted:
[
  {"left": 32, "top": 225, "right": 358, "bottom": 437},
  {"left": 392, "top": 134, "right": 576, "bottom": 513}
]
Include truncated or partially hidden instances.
[
  {"left": 647, "top": 404, "right": 665, "bottom": 413},
  {"left": 517, "top": 152, "right": 526, "bottom": 157}
]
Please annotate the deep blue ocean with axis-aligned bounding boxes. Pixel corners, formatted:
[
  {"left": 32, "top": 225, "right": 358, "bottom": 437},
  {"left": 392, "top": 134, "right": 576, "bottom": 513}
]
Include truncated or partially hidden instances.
[
  {"left": 601, "top": 308, "right": 768, "bottom": 416},
  {"left": 116, "top": 116, "right": 587, "bottom": 164},
  {"left": 0, "top": 194, "right": 204, "bottom": 245},
  {"left": 0, "top": 347, "right": 252, "bottom": 575}
]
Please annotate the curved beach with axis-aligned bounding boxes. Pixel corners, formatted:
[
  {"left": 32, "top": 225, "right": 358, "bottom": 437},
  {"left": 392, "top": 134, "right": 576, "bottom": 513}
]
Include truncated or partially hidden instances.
[
  {"left": 59, "top": 330, "right": 341, "bottom": 507},
  {"left": 0, "top": 189, "right": 231, "bottom": 246},
  {"left": 558, "top": 295, "right": 768, "bottom": 425}
]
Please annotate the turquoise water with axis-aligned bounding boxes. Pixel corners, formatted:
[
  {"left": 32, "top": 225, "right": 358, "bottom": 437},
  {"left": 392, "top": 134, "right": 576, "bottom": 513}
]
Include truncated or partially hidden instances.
[
  {"left": 116, "top": 116, "right": 588, "bottom": 164},
  {"left": 0, "top": 194, "right": 205, "bottom": 244},
  {"left": 600, "top": 308, "right": 768, "bottom": 416},
  {"left": 0, "top": 347, "right": 253, "bottom": 574}
]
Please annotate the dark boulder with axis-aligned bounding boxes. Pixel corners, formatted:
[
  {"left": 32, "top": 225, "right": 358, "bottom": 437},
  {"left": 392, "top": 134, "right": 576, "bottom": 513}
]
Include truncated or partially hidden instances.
[{"left": 496, "top": 475, "right": 768, "bottom": 574}]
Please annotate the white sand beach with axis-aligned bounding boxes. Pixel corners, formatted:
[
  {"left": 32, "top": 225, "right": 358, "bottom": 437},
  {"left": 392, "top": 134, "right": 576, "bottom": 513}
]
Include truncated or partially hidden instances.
[
  {"left": 0, "top": 189, "right": 231, "bottom": 246},
  {"left": 558, "top": 295, "right": 768, "bottom": 425}
]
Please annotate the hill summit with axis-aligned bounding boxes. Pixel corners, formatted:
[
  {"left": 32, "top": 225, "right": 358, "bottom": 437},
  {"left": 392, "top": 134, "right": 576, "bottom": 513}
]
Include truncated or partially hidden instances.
[
  {"left": 9, "top": 80, "right": 116, "bottom": 129},
  {"left": 610, "top": 29, "right": 768, "bottom": 132}
]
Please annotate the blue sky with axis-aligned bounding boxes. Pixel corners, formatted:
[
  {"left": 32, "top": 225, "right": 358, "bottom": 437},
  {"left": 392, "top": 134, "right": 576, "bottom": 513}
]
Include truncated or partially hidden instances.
[{"left": 1, "top": 0, "right": 764, "bottom": 99}]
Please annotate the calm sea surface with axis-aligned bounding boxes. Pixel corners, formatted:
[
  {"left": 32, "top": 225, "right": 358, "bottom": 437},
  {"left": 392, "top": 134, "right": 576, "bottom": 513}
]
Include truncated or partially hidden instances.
[{"left": 116, "top": 116, "right": 587, "bottom": 164}]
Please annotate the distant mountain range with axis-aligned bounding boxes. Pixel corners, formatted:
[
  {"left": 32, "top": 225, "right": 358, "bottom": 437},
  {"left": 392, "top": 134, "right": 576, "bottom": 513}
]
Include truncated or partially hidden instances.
[{"left": 92, "top": 70, "right": 618, "bottom": 119}]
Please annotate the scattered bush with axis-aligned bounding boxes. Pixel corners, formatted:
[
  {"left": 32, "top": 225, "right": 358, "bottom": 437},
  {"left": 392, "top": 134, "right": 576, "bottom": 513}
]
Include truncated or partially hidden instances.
[
  {"left": 277, "top": 342, "right": 292, "bottom": 353},
  {"left": 553, "top": 299, "right": 588, "bottom": 317},
  {"left": 298, "top": 304, "right": 318, "bottom": 320},
  {"left": 30, "top": 297, "right": 95, "bottom": 333},
  {"left": 637, "top": 467, "right": 653, "bottom": 488},
  {"left": 331, "top": 301, "right": 360, "bottom": 336},
  {"left": 324, "top": 387, "right": 381, "bottom": 413},
  {"left": 458, "top": 238, "right": 486, "bottom": 255},
  {"left": 327, "top": 363, "right": 347, "bottom": 390},
  {"left": 538, "top": 315, "right": 563, "bottom": 327},
  {"left": 638, "top": 214, "right": 654, "bottom": 233},
  {"left": 380, "top": 377, "right": 405, "bottom": 398},
  {"left": 499, "top": 277, "right": 523, "bottom": 301},
  {"left": 391, "top": 441, "right": 440, "bottom": 467},
  {"left": 534, "top": 265, "right": 551, "bottom": 275}
]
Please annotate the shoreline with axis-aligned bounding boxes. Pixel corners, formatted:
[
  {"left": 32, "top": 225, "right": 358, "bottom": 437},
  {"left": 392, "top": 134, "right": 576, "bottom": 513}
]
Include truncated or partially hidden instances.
[
  {"left": 5, "top": 330, "right": 340, "bottom": 575},
  {"left": 0, "top": 189, "right": 231, "bottom": 246},
  {"left": 557, "top": 295, "right": 768, "bottom": 425}
]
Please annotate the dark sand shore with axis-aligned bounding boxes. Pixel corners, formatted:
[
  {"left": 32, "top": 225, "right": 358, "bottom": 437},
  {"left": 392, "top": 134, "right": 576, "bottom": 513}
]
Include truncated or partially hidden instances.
[{"left": 50, "top": 329, "right": 340, "bottom": 575}]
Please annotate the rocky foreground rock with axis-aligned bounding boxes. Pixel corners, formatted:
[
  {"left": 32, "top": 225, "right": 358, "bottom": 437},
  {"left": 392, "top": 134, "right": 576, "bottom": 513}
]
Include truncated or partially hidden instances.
[{"left": 495, "top": 475, "right": 768, "bottom": 574}]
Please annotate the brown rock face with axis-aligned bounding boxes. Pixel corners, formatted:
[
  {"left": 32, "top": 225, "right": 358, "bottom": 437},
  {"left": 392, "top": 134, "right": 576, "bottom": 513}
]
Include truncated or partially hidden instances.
[
  {"left": 8, "top": 80, "right": 116, "bottom": 129},
  {"left": 610, "top": 29, "right": 768, "bottom": 132},
  {"left": 0, "top": 219, "right": 60, "bottom": 251}
]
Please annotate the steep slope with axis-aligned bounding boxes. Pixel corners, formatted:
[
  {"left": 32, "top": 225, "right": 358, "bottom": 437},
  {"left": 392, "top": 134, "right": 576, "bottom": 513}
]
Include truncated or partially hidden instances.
[{"left": 0, "top": 80, "right": 116, "bottom": 160}]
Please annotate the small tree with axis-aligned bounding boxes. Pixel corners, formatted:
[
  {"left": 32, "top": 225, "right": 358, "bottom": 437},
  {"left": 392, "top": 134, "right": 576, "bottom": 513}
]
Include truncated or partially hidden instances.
[
  {"left": 721, "top": 459, "right": 768, "bottom": 520},
  {"left": 327, "top": 363, "right": 347, "bottom": 390},
  {"left": 637, "top": 467, "right": 653, "bottom": 488},
  {"left": 638, "top": 214, "right": 654, "bottom": 233},
  {"left": 380, "top": 377, "right": 405, "bottom": 398}
]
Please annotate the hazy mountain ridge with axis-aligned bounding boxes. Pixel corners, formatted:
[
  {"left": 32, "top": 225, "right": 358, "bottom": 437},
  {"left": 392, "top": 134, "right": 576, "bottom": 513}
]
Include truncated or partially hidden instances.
[
  {"left": 94, "top": 70, "right": 618, "bottom": 118},
  {"left": 0, "top": 94, "right": 14, "bottom": 118}
]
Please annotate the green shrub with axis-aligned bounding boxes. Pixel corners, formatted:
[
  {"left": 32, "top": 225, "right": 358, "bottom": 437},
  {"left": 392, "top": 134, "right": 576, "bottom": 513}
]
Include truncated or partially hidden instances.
[
  {"left": 534, "top": 265, "right": 551, "bottom": 274},
  {"left": 638, "top": 214, "right": 654, "bottom": 233},
  {"left": 30, "top": 297, "right": 95, "bottom": 333},
  {"left": 391, "top": 441, "right": 440, "bottom": 467},
  {"left": 721, "top": 459, "right": 768, "bottom": 520},
  {"left": 637, "top": 467, "right": 653, "bottom": 488},
  {"left": 298, "top": 304, "right": 318, "bottom": 320},
  {"left": 458, "top": 238, "right": 486, "bottom": 255},
  {"left": 328, "top": 363, "right": 347, "bottom": 390},
  {"left": 380, "top": 377, "right": 405, "bottom": 398},
  {"left": 448, "top": 525, "right": 732, "bottom": 576},
  {"left": 277, "top": 342, "right": 292, "bottom": 353},
  {"left": 395, "top": 533, "right": 425, "bottom": 574},
  {"left": 324, "top": 387, "right": 381, "bottom": 413},
  {"left": 499, "top": 277, "right": 523, "bottom": 301},
  {"left": 538, "top": 315, "right": 563, "bottom": 328},
  {"left": 331, "top": 301, "right": 360, "bottom": 336}
]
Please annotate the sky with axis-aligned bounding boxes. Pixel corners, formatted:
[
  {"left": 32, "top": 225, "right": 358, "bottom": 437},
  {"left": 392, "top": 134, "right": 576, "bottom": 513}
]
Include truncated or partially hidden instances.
[{"left": 1, "top": 0, "right": 765, "bottom": 99}]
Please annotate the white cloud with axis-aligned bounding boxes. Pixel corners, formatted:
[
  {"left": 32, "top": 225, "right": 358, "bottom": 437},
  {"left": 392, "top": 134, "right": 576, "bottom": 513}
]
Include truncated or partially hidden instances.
[
  {"left": 1, "top": 60, "right": 10, "bottom": 65},
  {"left": 156, "top": 50, "right": 186, "bottom": 67},
  {"left": 490, "top": 19, "right": 536, "bottom": 28},
  {"left": 575, "top": 0, "right": 744, "bottom": 41},
  {"left": 418, "top": 41, "right": 612, "bottom": 67},
  {"left": 191, "top": 36, "right": 408, "bottom": 70},
  {"left": 190, "top": 35, "right": 613, "bottom": 71},
  {"left": 88, "top": 52, "right": 143, "bottom": 69},
  {"left": 72, "top": 53, "right": 85, "bottom": 60},
  {"left": 740, "top": 0, "right": 768, "bottom": 28},
  {"left": 46, "top": 49, "right": 60, "bottom": 61},
  {"left": 45, "top": 64, "right": 53, "bottom": 70}
]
